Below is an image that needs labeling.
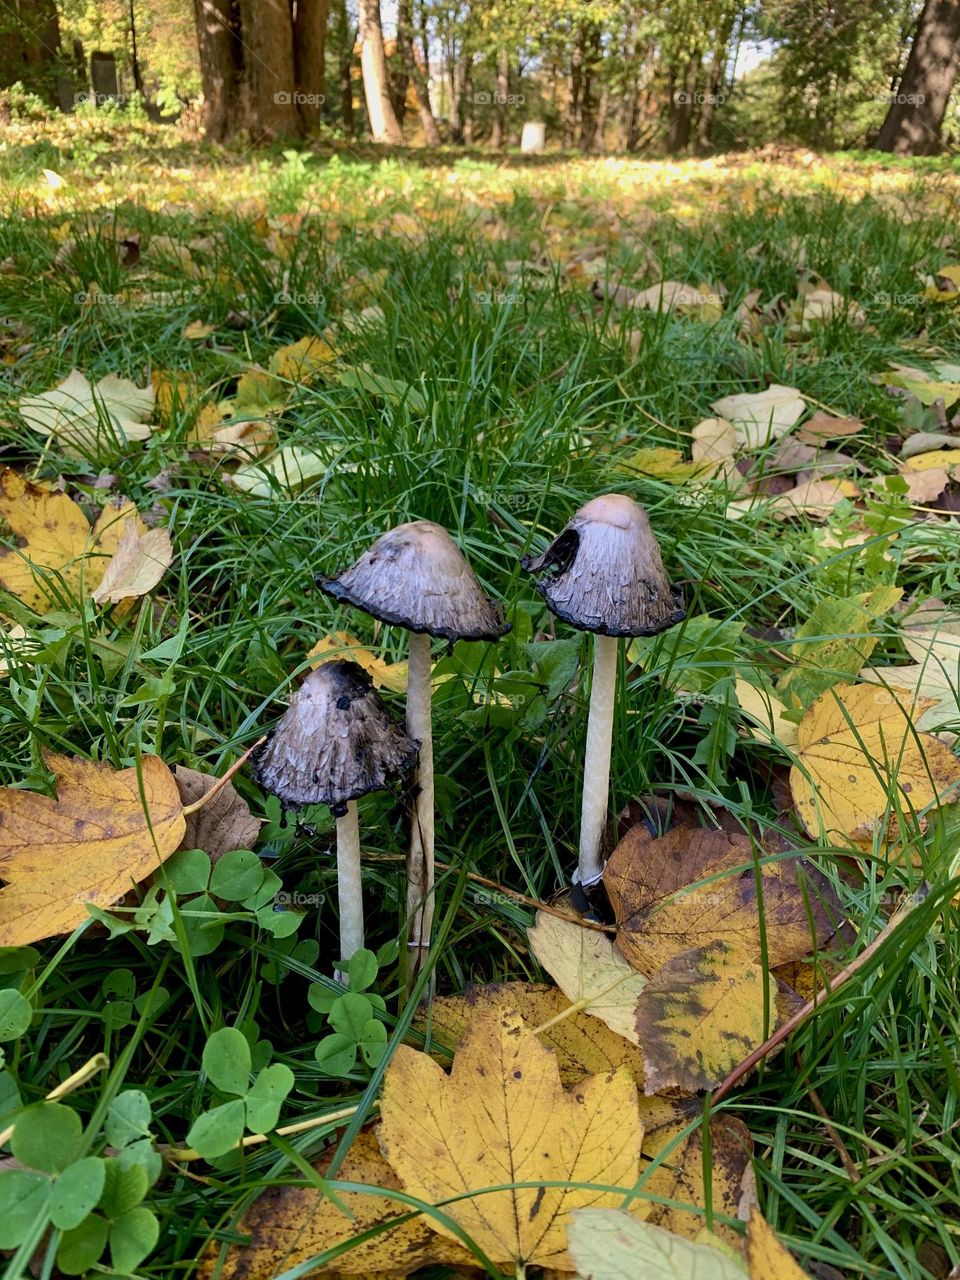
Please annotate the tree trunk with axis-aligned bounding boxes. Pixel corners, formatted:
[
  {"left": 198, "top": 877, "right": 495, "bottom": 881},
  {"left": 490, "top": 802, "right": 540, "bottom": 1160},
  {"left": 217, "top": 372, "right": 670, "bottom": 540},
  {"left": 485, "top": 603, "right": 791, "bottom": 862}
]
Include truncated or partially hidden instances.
[
  {"left": 2, "top": 0, "right": 64, "bottom": 105},
  {"left": 665, "top": 53, "right": 699, "bottom": 154},
  {"left": 579, "top": 22, "right": 602, "bottom": 151},
  {"left": 490, "top": 47, "right": 508, "bottom": 148},
  {"left": 564, "top": 23, "right": 584, "bottom": 147},
  {"left": 695, "top": 16, "right": 733, "bottom": 155},
  {"left": 294, "top": 0, "right": 328, "bottom": 126},
  {"left": 236, "top": 0, "right": 302, "bottom": 138},
  {"left": 358, "top": 0, "right": 403, "bottom": 142},
  {"left": 875, "top": 0, "right": 960, "bottom": 154},
  {"left": 334, "top": 0, "right": 354, "bottom": 131},
  {"left": 193, "top": 0, "right": 242, "bottom": 139},
  {"left": 397, "top": 0, "right": 440, "bottom": 143},
  {"left": 462, "top": 56, "right": 474, "bottom": 144}
]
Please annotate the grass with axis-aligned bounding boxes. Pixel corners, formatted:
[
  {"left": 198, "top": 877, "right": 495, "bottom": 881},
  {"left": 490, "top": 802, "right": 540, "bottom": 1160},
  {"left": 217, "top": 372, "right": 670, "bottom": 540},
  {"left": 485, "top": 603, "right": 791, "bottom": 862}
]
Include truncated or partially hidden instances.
[{"left": 1, "top": 132, "right": 960, "bottom": 1279}]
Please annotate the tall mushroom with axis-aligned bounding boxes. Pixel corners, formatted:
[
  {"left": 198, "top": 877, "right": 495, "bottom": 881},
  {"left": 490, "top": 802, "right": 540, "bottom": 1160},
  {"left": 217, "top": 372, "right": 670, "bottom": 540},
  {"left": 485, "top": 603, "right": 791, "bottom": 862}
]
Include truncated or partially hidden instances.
[
  {"left": 251, "top": 660, "right": 418, "bottom": 971},
  {"left": 319, "top": 521, "right": 509, "bottom": 970},
  {"left": 522, "top": 494, "right": 685, "bottom": 895}
]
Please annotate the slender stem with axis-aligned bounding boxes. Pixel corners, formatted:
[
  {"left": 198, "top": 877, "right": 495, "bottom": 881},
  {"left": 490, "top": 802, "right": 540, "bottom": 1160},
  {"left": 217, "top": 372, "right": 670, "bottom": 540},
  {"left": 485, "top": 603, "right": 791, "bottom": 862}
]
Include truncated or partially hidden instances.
[
  {"left": 578, "top": 633, "right": 618, "bottom": 886},
  {"left": 163, "top": 1103, "right": 368, "bottom": 1162},
  {"left": 406, "top": 632, "right": 435, "bottom": 970},
  {"left": 336, "top": 802, "right": 364, "bottom": 979}
]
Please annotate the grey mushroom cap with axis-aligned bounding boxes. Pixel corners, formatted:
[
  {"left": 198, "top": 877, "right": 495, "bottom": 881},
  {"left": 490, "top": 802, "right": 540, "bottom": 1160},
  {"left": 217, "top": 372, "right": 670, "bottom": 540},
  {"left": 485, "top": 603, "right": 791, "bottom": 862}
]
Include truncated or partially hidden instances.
[
  {"left": 521, "top": 493, "right": 686, "bottom": 638},
  {"left": 318, "top": 520, "right": 510, "bottom": 643},
  {"left": 250, "top": 660, "right": 419, "bottom": 815}
]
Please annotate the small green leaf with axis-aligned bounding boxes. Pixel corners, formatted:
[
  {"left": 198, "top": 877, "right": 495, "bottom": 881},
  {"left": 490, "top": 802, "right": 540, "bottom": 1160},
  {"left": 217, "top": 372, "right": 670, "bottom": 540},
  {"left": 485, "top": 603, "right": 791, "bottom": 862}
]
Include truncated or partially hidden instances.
[
  {"left": 307, "top": 982, "right": 337, "bottom": 1014},
  {"left": 0, "top": 989, "right": 32, "bottom": 1040},
  {"left": 162, "top": 847, "right": 210, "bottom": 895},
  {"left": 57, "top": 1213, "right": 110, "bottom": 1275},
  {"left": 50, "top": 1157, "right": 106, "bottom": 1230},
  {"left": 99, "top": 1159, "right": 148, "bottom": 1218},
  {"left": 109, "top": 1205, "right": 160, "bottom": 1273},
  {"left": 0, "top": 946, "right": 41, "bottom": 975},
  {"left": 83, "top": 904, "right": 134, "bottom": 937},
  {"left": 115, "top": 1137, "right": 162, "bottom": 1188},
  {"left": 210, "top": 849, "right": 264, "bottom": 901},
  {"left": 105, "top": 1091, "right": 151, "bottom": 1148},
  {"left": 12, "top": 1102, "right": 83, "bottom": 1174},
  {"left": 258, "top": 903, "right": 302, "bottom": 937},
  {"left": 358, "top": 1019, "right": 387, "bottom": 1067},
  {"left": 328, "top": 992, "right": 374, "bottom": 1038},
  {"left": 314, "top": 1033, "right": 358, "bottom": 1076},
  {"left": 0, "top": 1170, "right": 50, "bottom": 1247},
  {"left": 173, "top": 893, "right": 225, "bottom": 957},
  {"left": 203, "top": 1027, "right": 251, "bottom": 1095},
  {"left": 347, "top": 948, "right": 378, "bottom": 992},
  {"left": 185, "top": 1099, "right": 246, "bottom": 1159},
  {"left": 245, "top": 1063, "right": 294, "bottom": 1133}
]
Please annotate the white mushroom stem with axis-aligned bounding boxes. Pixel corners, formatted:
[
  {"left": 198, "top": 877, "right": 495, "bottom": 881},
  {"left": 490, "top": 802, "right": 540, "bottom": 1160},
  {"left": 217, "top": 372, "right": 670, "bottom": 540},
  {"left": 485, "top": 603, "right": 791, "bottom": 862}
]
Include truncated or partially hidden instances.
[
  {"left": 577, "top": 632, "right": 619, "bottom": 887},
  {"left": 335, "top": 802, "right": 364, "bottom": 981},
  {"left": 406, "top": 632, "right": 435, "bottom": 967}
]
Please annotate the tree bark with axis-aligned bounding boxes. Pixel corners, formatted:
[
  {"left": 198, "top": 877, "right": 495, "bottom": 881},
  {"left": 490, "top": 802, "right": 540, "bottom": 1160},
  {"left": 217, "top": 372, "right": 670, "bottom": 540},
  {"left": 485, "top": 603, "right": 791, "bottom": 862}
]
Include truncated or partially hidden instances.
[
  {"left": 695, "top": 15, "right": 734, "bottom": 155},
  {"left": 462, "top": 55, "right": 474, "bottom": 144},
  {"left": 358, "top": 0, "right": 403, "bottom": 143},
  {"left": 193, "top": 0, "right": 243, "bottom": 140},
  {"left": 564, "top": 23, "right": 584, "bottom": 147},
  {"left": 875, "top": 0, "right": 960, "bottom": 154},
  {"left": 579, "top": 21, "right": 602, "bottom": 151},
  {"left": 236, "top": 0, "right": 302, "bottom": 138},
  {"left": 490, "top": 47, "right": 508, "bottom": 148},
  {"left": 294, "top": 0, "right": 328, "bottom": 126},
  {"left": 334, "top": 0, "right": 354, "bottom": 131},
  {"left": 665, "top": 53, "right": 700, "bottom": 154},
  {"left": 397, "top": 0, "right": 440, "bottom": 143}
]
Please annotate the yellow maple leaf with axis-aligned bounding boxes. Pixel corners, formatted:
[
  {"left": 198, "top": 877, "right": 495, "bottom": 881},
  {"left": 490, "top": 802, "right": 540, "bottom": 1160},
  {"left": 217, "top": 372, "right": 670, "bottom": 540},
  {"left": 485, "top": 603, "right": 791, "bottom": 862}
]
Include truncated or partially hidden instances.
[
  {"left": 307, "top": 631, "right": 407, "bottom": 693},
  {"left": 0, "top": 752, "right": 185, "bottom": 945},
  {"left": 270, "top": 335, "right": 336, "bottom": 384},
  {"left": 379, "top": 1006, "right": 642, "bottom": 1270},
  {"left": 789, "top": 681, "right": 960, "bottom": 842}
]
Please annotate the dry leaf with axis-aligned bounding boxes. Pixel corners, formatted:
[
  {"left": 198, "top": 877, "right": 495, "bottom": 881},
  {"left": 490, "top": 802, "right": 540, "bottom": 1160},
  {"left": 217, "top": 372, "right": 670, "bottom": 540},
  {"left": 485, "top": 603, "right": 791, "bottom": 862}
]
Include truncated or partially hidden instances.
[
  {"left": 270, "top": 336, "right": 336, "bottom": 383},
  {"left": 901, "top": 598, "right": 960, "bottom": 668},
  {"left": 0, "top": 752, "right": 185, "bottom": 945},
  {"left": 379, "top": 1005, "right": 641, "bottom": 1270},
  {"left": 734, "top": 679, "right": 799, "bottom": 747},
  {"left": 567, "top": 1209, "right": 747, "bottom": 1280},
  {"left": 183, "top": 320, "right": 215, "bottom": 340},
  {"left": 416, "top": 982, "right": 647, "bottom": 1085},
  {"left": 767, "top": 477, "right": 860, "bottom": 521},
  {"left": 710, "top": 386, "right": 806, "bottom": 450},
  {"left": 635, "top": 940, "right": 773, "bottom": 1093},
  {"left": 795, "top": 412, "right": 863, "bottom": 445},
  {"left": 746, "top": 1206, "right": 811, "bottom": 1278},
  {"left": 18, "top": 369, "right": 155, "bottom": 452},
  {"left": 605, "top": 825, "right": 841, "bottom": 977},
  {"left": 197, "top": 1130, "right": 473, "bottom": 1279},
  {"left": 307, "top": 632, "right": 408, "bottom": 693},
  {"left": 527, "top": 911, "right": 647, "bottom": 1046},
  {"left": 174, "top": 766, "right": 262, "bottom": 859},
  {"left": 789, "top": 681, "right": 960, "bottom": 842},
  {"left": 91, "top": 525, "right": 172, "bottom": 605}
]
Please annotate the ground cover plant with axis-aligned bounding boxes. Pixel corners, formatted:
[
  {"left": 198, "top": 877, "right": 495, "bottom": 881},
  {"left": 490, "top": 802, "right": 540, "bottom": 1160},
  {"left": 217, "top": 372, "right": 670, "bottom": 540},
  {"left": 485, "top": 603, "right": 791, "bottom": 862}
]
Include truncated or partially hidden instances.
[{"left": 1, "top": 137, "right": 960, "bottom": 1280}]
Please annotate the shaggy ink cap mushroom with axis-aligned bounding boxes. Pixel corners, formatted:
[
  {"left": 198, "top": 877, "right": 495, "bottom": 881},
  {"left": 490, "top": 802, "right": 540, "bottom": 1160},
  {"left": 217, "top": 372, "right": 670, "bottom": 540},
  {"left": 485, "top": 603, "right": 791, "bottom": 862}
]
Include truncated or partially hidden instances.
[
  {"left": 318, "top": 520, "right": 510, "bottom": 644},
  {"left": 250, "top": 660, "right": 418, "bottom": 815},
  {"left": 522, "top": 493, "right": 685, "bottom": 637}
]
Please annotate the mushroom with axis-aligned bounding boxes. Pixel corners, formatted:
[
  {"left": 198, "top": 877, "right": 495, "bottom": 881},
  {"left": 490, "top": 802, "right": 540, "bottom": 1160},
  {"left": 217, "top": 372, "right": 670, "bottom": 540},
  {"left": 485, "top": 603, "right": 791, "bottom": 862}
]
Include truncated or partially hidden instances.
[
  {"left": 522, "top": 494, "right": 685, "bottom": 893},
  {"left": 319, "top": 521, "right": 509, "bottom": 969},
  {"left": 251, "top": 660, "right": 418, "bottom": 971}
]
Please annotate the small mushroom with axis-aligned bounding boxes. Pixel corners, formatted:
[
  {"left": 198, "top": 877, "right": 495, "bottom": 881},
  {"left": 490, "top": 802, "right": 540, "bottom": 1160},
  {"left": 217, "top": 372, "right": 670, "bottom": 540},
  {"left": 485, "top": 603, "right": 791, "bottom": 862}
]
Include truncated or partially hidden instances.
[
  {"left": 251, "top": 660, "right": 418, "bottom": 972},
  {"left": 319, "top": 521, "right": 509, "bottom": 971},
  {"left": 522, "top": 494, "right": 685, "bottom": 891}
]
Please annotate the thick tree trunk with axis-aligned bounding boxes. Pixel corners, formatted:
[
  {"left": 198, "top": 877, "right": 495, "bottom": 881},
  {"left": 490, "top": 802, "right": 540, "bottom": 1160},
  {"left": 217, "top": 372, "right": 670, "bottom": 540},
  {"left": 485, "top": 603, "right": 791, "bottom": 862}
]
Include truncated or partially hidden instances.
[
  {"left": 665, "top": 53, "right": 699, "bottom": 153},
  {"left": 358, "top": 0, "right": 403, "bottom": 142},
  {"left": 193, "top": 0, "right": 242, "bottom": 140},
  {"left": 875, "top": 0, "right": 960, "bottom": 154},
  {"left": 397, "top": 0, "right": 440, "bottom": 143},
  {"left": 0, "top": 0, "right": 64, "bottom": 104},
  {"left": 236, "top": 0, "right": 302, "bottom": 138},
  {"left": 294, "top": 0, "right": 328, "bottom": 126},
  {"left": 333, "top": 0, "right": 354, "bottom": 131},
  {"left": 490, "top": 47, "right": 508, "bottom": 148}
]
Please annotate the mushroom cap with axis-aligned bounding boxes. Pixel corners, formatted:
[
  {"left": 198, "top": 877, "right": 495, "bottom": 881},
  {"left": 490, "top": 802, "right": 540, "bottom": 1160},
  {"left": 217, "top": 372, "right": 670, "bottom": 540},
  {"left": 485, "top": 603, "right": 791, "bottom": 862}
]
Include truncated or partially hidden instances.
[
  {"left": 250, "top": 660, "right": 419, "bottom": 815},
  {"left": 521, "top": 493, "right": 685, "bottom": 637},
  {"left": 318, "top": 520, "right": 510, "bottom": 643}
]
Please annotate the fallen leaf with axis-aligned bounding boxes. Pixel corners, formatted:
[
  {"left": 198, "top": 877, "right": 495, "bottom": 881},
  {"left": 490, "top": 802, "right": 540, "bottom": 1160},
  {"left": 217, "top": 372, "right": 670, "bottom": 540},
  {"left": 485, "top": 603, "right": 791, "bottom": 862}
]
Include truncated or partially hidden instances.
[
  {"left": 795, "top": 412, "right": 863, "bottom": 445},
  {"left": 766, "top": 477, "right": 860, "bottom": 521},
  {"left": 307, "top": 632, "right": 407, "bottom": 693},
  {"left": 734, "top": 679, "right": 799, "bottom": 747},
  {"left": 227, "top": 445, "right": 338, "bottom": 496},
  {"left": 18, "top": 370, "right": 155, "bottom": 453},
  {"left": 710, "top": 386, "right": 806, "bottom": 450},
  {"left": 789, "top": 681, "right": 960, "bottom": 842},
  {"left": 91, "top": 525, "right": 172, "bottom": 605},
  {"left": 527, "top": 911, "right": 647, "bottom": 1047},
  {"left": 901, "top": 448, "right": 960, "bottom": 473},
  {"left": 746, "top": 1206, "right": 811, "bottom": 1278},
  {"left": 379, "top": 1005, "right": 642, "bottom": 1270},
  {"left": 174, "top": 767, "right": 262, "bottom": 860},
  {"left": 416, "top": 983, "right": 647, "bottom": 1085},
  {"left": 0, "top": 624, "right": 36, "bottom": 677},
  {"left": 0, "top": 753, "right": 185, "bottom": 945},
  {"left": 197, "top": 1130, "right": 473, "bottom": 1278},
  {"left": 794, "top": 284, "right": 865, "bottom": 331},
  {"left": 860, "top": 665, "right": 959, "bottom": 738},
  {"left": 635, "top": 939, "right": 773, "bottom": 1093},
  {"left": 270, "top": 335, "right": 336, "bottom": 383},
  {"left": 617, "top": 447, "right": 701, "bottom": 483},
  {"left": 183, "top": 320, "right": 215, "bottom": 340},
  {"left": 901, "top": 598, "right": 960, "bottom": 668},
  {"left": 567, "top": 1209, "right": 747, "bottom": 1280},
  {"left": 691, "top": 418, "right": 736, "bottom": 467},
  {"left": 605, "top": 825, "right": 841, "bottom": 977}
]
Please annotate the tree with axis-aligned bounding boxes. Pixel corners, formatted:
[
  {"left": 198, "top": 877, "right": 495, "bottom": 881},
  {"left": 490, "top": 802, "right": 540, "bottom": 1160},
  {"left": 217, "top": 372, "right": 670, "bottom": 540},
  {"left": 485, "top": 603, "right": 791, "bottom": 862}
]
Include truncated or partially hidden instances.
[
  {"left": 294, "top": 0, "right": 328, "bottom": 126},
  {"left": 397, "top": 0, "right": 441, "bottom": 143},
  {"left": 358, "top": 0, "right": 403, "bottom": 142},
  {"left": 0, "top": 0, "right": 66, "bottom": 105},
  {"left": 875, "top": 0, "right": 960, "bottom": 152},
  {"left": 192, "top": 0, "right": 241, "bottom": 140}
]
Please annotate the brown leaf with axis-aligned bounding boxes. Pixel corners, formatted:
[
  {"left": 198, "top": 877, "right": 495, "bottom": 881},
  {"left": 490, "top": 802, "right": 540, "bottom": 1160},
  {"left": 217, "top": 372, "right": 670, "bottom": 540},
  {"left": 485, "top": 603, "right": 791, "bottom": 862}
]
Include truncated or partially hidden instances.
[
  {"left": 796, "top": 412, "right": 863, "bottom": 445},
  {"left": 174, "top": 766, "right": 262, "bottom": 860}
]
